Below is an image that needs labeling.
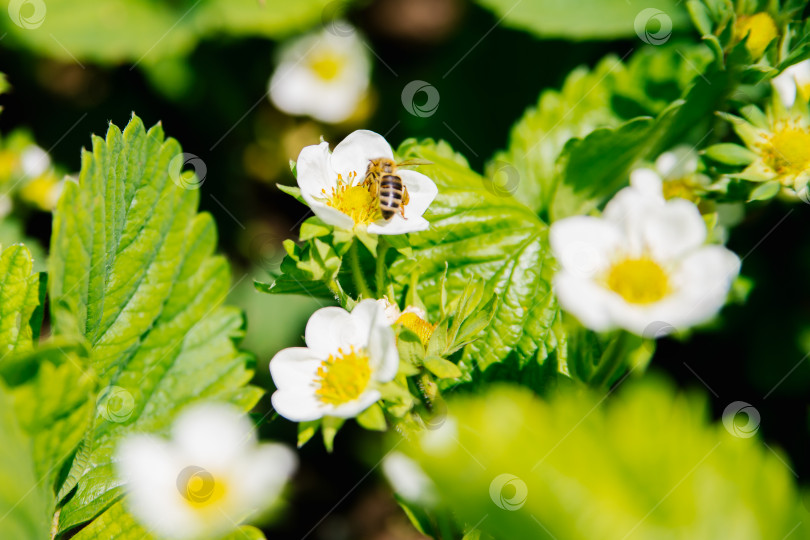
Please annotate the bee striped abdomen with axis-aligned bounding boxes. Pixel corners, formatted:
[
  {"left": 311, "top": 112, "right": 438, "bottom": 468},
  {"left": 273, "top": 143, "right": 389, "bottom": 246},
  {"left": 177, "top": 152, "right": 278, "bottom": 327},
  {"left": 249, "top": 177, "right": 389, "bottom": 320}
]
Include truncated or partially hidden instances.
[{"left": 379, "top": 174, "right": 404, "bottom": 219}]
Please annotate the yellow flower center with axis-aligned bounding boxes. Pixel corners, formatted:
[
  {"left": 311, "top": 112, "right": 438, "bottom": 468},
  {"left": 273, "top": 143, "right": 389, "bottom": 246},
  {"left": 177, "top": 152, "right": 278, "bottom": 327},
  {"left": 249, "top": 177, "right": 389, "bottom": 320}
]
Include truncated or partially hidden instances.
[
  {"left": 0, "top": 150, "right": 18, "bottom": 181},
  {"left": 314, "top": 345, "right": 372, "bottom": 406},
  {"left": 662, "top": 178, "right": 700, "bottom": 203},
  {"left": 320, "top": 173, "right": 380, "bottom": 226},
  {"left": 308, "top": 50, "right": 347, "bottom": 81},
  {"left": 177, "top": 467, "right": 227, "bottom": 511},
  {"left": 762, "top": 125, "right": 810, "bottom": 178},
  {"left": 734, "top": 13, "right": 778, "bottom": 58},
  {"left": 605, "top": 257, "right": 670, "bottom": 305},
  {"left": 396, "top": 312, "right": 436, "bottom": 346}
]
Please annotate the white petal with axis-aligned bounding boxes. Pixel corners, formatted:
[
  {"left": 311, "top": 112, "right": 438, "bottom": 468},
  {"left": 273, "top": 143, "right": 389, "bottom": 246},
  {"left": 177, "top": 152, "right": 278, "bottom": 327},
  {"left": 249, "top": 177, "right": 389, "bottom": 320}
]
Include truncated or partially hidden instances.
[
  {"left": 382, "top": 452, "right": 437, "bottom": 505},
  {"left": 348, "top": 299, "right": 386, "bottom": 343},
  {"left": 668, "top": 245, "right": 740, "bottom": 326},
  {"left": 772, "top": 60, "right": 810, "bottom": 108},
  {"left": 603, "top": 184, "right": 665, "bottom": 234},
  {"left": 399, "top": 169, "right": 438, "bottom": 218},
  {"left": 629, "top": 168, "right": 664, "bottom": 197},
  {"left": 324, "top": 389, "right": 381, "bottom": 418},
  {"left": 308, "top": 199, "right": 355, "bottom": 230},
  {"left": 549, "top": 216, "right": 622, "bottom": 279},
  {"left": 231, "top": 444, "right": 297, "bottom": 508},
  {"left": 271, "top": 390, "right": 326, "bottom": 422},
  {"left": 553, "top": 273, "right": 618, "bottom": 332},
  {"left": 20, "top": 146, "right": 50, "bottom": 178},
  {"left": 172, "top": 404, "right": 254, "bottom": 469},
  {"left": 368, "top": 214, "right": 430, "bottom": 235},
  {"left": 655, "top": 146, "right": 698, "bottom": 179},
  {"left": 369, "top": 321, "right": 398, "bottom": 382},
  {"left": 330, "top": 130, "right": 393, "bottom": 180},
  {"left": 117, "top": 437, "right": 202, "bottom": 539},
  {"left": 640, "top": 198, "right": 707, "bottom": 262},
  {"left": 296, "top": 141, "right": 335, "bottom": 200},
  {"left": 305, "top": 306, "right": 360, "bottom": 354},
  {"left": 269, "top": 347, "right": 322, "bottom": 391}
]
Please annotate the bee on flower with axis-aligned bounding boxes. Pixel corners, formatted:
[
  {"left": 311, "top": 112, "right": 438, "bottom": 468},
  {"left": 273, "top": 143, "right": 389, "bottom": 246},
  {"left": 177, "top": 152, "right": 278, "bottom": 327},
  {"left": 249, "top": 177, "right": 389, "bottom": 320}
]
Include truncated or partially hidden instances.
[
  {"left": 549, "top": 182, "right": 741, "bottom": 337},
  {"left": 294, "top": 130, "right": 438, "bottom": 235},
  {"left": 268, "top": 24, "right": 372, "bottom": 124},
  {"left": 116, "top": 403, "right": 297, "bottom": 540},
  {"left": 269, "top": 299, "right": 399, "bottom": 421}
]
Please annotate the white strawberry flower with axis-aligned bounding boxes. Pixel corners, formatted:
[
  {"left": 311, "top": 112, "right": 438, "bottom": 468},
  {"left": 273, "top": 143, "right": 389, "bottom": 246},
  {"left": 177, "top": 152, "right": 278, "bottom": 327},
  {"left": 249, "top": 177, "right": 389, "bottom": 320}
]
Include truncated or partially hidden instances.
[
  {"left": 550, "top": 184, "right": 741, "bottom": 336},
  {"left": 269, "top": 299, "right": 399, "bottom": 421},
  {"left": 116, "top": 404, "right": 297, "bottom": 540},
  {"left": 295, "top": 130, "right": 438, "bottom": 235},
  {"left": 269, "top": 25, "right": 371, "bottom": 124}
]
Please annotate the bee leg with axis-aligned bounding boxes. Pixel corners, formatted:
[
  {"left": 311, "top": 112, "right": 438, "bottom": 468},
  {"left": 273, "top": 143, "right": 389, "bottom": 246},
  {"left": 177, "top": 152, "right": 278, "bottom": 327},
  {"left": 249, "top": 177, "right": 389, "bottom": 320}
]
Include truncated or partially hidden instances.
[
  {"left": 400, "top": 186, "right": 410, "bottom": 219},
  {"left": 368, "top": 180, "right": 378, "bottom": 199}
]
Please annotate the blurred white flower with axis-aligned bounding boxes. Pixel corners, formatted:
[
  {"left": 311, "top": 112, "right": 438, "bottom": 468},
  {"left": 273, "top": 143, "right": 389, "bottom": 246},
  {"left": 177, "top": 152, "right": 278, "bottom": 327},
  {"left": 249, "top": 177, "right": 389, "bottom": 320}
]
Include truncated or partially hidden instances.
[
  {"left": 269, "top": 299, "right": 399, "bottom": 422},
  {"left": 772, "top": 60, "right": 810, "bottom": 108},
  {"left": 631, "top": 145, "right": 711, "bottom": 203},
  {"left": 550, "top": 184, "right": 740, "bottom": 336},
  {"left": 116, "top": 403, "right": 296, "bottom": 540},
  {"left": 296, "top": 130, "right": 437, "bottom": 235},
  {"left": 19, "top": 145, "right": 50, "bottom": 178},
  {"left": 382, "top": 451, "right": 437, "bottom": 505},
  {"left": 269, "top": 25, "right": 371, "bottom": 124}
]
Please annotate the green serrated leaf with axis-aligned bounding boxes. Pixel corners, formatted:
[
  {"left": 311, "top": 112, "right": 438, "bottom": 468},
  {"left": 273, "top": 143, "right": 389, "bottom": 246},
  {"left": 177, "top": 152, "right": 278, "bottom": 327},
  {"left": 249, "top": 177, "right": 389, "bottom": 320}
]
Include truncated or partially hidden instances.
[
  {"left": 0, "top": 244, "right": 40, "bottom": 358},
  {"left": 71, "top": 499, "right": 269, "bottom": 539},
  {"left": 49, "top": 115, "right": 263, "bottom": 532},
  {"left": 423, "top": 356, "right": 462, "bottom": 379},
  {"left": 474, "top": 0, "right": 689, "bottom": 40},
  {"left": 0, "top": 381, "right": 52, "bottom": 540},
  {"left": 8, "top": 344, "right": 96, "bottom": 488},
  {"left": 393, "top": 140, "right": 562, "bottom": 373}
]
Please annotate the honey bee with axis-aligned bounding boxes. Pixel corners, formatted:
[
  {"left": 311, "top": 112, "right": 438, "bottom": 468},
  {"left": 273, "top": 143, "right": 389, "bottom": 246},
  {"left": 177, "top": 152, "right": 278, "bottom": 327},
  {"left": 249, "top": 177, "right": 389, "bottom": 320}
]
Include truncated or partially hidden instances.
[{"left": 363, "top": 158, "right": 431, "bottom": 220}]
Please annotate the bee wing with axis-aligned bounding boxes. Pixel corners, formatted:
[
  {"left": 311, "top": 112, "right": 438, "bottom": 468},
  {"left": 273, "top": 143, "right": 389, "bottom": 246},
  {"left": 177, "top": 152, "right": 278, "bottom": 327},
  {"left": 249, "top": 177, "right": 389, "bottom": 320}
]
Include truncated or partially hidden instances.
[{"left": 396, "top": 158, "right": 433, "bottom": 168}]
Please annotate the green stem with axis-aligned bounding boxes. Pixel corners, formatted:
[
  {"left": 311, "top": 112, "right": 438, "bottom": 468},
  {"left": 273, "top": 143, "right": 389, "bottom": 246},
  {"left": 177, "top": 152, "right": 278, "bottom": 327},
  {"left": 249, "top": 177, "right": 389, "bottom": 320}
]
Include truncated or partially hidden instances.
[
  {"left": 589, "top": 331, "right": 634, "bottom": 388},
  {"left": 326, "top": 279, "right": 349, "bottom": 306},
  {"left": 375, "top": 238, "right": 389, "bottom": 296},
  {"left": 349, "top": 240, "right": 373, "bottom": 299}
]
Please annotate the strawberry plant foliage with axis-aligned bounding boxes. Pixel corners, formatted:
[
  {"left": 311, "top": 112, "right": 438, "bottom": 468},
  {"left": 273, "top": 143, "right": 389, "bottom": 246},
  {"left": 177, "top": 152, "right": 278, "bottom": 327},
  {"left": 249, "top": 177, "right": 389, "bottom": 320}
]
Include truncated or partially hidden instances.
[
  {"left": 43, "top": 115, "right": 262, "bottom": 534},
  {"left": 391, "top": 139, "right": 563, "bottom": 374}
]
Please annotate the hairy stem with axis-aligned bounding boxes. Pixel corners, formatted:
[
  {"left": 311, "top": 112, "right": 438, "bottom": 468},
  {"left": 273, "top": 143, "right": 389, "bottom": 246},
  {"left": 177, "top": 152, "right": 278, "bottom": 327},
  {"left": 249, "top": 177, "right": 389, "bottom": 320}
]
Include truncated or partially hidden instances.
[{"left": 349, "top": 240, "right": 373, "bottom": 299}]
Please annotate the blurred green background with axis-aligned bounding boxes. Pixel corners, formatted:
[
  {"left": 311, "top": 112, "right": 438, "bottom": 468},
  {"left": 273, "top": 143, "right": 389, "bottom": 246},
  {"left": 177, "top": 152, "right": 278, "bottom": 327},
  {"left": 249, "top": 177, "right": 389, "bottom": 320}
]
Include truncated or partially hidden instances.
[{"left": 2, "top": 0, "right": 809, "bottom": 537}]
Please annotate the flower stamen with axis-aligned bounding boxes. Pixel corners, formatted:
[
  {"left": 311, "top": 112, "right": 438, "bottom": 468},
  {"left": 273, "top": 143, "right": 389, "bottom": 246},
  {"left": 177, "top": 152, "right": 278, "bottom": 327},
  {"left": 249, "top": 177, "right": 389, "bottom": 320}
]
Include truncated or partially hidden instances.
[
  {"left": 604, "top": 257, "right": 671, "bottom": 305},
  {"left": 314, "top": 345, "right": 372, "bottom": 406},
  {"left": 319, "top": 172, "right": 380, "bottom": 226},
  {"left": 760, "top": 123, "right": 810, "bottom": 180}
]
